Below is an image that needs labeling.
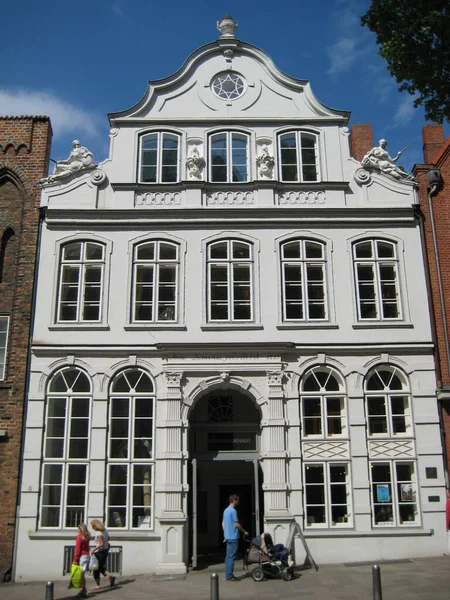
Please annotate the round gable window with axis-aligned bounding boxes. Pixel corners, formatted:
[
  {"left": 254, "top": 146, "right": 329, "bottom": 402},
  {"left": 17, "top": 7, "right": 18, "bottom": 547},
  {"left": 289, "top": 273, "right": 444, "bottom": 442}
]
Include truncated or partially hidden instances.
[{"left": 211, "top": 72, "right": 246, "bottom": 101}]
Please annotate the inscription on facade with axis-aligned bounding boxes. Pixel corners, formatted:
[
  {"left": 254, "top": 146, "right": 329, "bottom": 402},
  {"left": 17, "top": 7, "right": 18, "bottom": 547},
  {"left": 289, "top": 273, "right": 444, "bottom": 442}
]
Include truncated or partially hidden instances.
[{"left": 164, "top": 353, "right": 280, "bottom": 361}]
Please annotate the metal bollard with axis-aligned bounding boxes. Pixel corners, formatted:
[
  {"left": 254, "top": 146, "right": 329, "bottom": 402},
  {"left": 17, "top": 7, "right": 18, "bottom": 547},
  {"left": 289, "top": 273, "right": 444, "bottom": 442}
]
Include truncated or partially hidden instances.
[
  {"left": 372, "top": 565, "right": 383, "bottom": 600},
  {"left": 45, "top": 581, "right": 54, "bottom": 600},
  {"left": 210, "top": 572, "right": 219, "bottom": 600}
]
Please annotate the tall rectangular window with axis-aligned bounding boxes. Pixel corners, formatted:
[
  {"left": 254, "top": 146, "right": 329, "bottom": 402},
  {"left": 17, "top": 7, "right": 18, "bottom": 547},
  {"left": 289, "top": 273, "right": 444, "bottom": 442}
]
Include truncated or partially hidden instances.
[
  {"left": 207, "top": 239, "right": 253, "bottom": 322},
  {"left": 353, "top": 240, "right": 401, "bottom": 320},
  {"left": 304, "top": 463, "right": 352, "bottom": 527},
  {"left": 0, "top": 316, "right": 9, "bottom": 380},
  {"left": 132, "top": 241, "right": 179, "bottom": 323},
  {"left": 281, "top": 240, "right": 327, "bottom": 321},
  {"left": 56, "top": 241, "right": 105, "bottom": 323}
]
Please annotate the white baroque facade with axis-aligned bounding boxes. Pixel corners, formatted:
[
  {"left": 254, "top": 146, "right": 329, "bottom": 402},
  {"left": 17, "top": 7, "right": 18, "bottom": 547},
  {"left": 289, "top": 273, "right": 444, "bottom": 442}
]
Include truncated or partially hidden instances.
[{"left": 14, "top": 17, "right": 447, "bottom": 581}]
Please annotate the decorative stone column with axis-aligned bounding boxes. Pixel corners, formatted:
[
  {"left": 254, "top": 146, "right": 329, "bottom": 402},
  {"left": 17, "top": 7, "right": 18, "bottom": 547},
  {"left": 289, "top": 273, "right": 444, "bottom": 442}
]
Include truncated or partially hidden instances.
[
  {"left": 262, "top": 371, "right": 292, "bottom": 542},
  {"left": 155, "top": 372, "right": 187, "bottom": 576}
]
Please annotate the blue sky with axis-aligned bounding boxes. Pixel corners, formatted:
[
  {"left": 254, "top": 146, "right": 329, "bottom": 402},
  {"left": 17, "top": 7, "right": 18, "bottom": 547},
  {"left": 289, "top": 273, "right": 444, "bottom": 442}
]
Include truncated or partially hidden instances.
[{"left": 1, "top": 0, "right": 448, "bottom": 172}]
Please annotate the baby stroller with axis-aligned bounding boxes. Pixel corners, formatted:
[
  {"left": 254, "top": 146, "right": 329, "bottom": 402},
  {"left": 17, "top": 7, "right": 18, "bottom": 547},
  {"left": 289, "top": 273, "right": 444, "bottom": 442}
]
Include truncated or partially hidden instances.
[{"left": 244, "top": 532, "right": 294, "bottom": 582}]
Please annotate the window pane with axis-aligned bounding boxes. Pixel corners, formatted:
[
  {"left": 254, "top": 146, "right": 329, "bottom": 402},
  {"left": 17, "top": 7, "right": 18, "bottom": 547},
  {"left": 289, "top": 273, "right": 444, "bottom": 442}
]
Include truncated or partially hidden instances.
[
  {"left": 377, "top": 241, "right": 395, "bottom": 258},
  {"left": 137, "top": 243, "right": 155, "bottom": 260},
  {"left": 281, "top": 164, "right": 298, "bottom": 181},
  {"left": 85, "top": 243, "right": 104, "bottom": 261},
  {"left": 354, "top": 241, "right": 373, "bottom": 259},
  {"left": 210, "top": 242, "right": 228, "bottom": 259},
  {"left": 283, "top": 241, "right": 301, "bottom": 259},
  {"left": 63, "top": 243, "right": 81, "bottom": 261},
  {"left": 158, "top": 243, "right": 177, "bottom": 260},
  {"left": 305, "top": 242, "right": 323, "bottom": 259}
]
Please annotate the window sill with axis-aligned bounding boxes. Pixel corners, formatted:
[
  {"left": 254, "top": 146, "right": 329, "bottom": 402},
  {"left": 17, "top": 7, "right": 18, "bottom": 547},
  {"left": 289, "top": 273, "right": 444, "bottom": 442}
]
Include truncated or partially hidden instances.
[
  {"left": 124, "top": 324, "right": 187, "bottom": 331},
  {"left": 29, "top": 530, "right": 161, "bottom": 541},
  {"left": 48, "top": 324, "right": 110, "bottom": 331},
  {"left": 352, "top": 322, "right": 413, "bottom": 329},
  {"left": 277, "top": 323, "right": 339, "bottom": 330},
  {"left": 304, "top": 528, "right": 431, "bottom": 539},
  {"left": 201, "top": 323, "right": 263, "bottom": 331}
]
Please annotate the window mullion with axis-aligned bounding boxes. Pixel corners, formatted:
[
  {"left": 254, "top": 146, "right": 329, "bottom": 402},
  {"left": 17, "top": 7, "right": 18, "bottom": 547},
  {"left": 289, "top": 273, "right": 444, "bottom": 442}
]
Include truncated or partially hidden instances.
[
  {"left": 228, "top": 261, "right": 233, "bottom": 322},
  {"left": 157, "top": 133, "right": 163, "bottom": 183},
  {"left": 303, "top": 261, "right": 309, "bottom": 320},
  {"left": 227, "top": 133, "right": 232, "bottom": 182},
  {"left": 375, "top": 261, "right": 384, "bottom": 320},
  {"left": 297, "top": 133, "right": 303, "bottom": 183}
]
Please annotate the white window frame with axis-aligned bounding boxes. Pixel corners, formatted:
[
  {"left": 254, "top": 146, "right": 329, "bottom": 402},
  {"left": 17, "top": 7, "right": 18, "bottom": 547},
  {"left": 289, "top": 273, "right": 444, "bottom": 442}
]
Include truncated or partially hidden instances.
[
  {"left": 0, "top": 315, "right": 10, "bottom": 380},
  {"left": 364, "top": 366, "right": 412, "bottom": 437},
  {"left": 300, "top": 367, "right": 347, "bottom": 438},
  {"left": 40, "top": 367, "right": 92, "bottom": 529},
  {"left": 107, "top": 368, "right": 155, "bottom": 530},
  {"left": 278, "top": 131, "right": 320, "bottom": 183},
  {"left": 138, "top": 131, "right": 181, "bottom": 184},
  {"left": 208, "top": 131, "right": 250, "bottom": 183},
  {"left": 369, "top": 460, "right": 420, "bottom": 527},
  {"left": 207, "top": 238, "right": 254, "bottom": 323},
  {"left": 353, "top": 239, "right": 402, "bottom": 321},
  {"left": 56, "top": 240, "right": 106, "bottom": 324},
  {"left": 304, "top": 462, "right": 352, "bottom": 528},
  {"left": 131, "top": 240, "right": 180, "bottom": 323},
  {"left": 281, "top": 239, "right": 328, "bottom": 322}
]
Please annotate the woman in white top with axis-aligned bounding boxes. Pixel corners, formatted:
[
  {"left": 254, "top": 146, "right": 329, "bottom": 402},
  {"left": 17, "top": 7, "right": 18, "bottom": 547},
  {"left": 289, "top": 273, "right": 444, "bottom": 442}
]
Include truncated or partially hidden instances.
[{"left": 90, "top": 519, "right": 116, "bottom": 589}]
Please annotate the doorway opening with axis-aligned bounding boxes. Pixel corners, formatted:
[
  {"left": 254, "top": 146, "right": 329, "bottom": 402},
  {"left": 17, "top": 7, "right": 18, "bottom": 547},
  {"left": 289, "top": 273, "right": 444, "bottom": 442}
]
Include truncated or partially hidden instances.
[{"left": 188, "top": 388, "right": 263, "bottom": 568}]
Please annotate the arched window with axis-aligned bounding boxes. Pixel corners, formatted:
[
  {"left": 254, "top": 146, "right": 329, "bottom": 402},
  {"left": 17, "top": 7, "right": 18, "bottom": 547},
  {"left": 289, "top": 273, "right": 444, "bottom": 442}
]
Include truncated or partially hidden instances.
[
  {"left": 364, "top": 366, "right": 411, "bottom": 436},
  {"left": 278, "top": 131, "right": 319, "bottom": 182},
  {"left": 139, "top": 132, "right": 180, "bottom": 183},
  {"left": 365, "top": 366, "right": 419, "bottom": 527},
  {"left": 300, "top": 367, "right": 347, "bottom": 437},
  {"left": 209, "top": 132, "right": 249, "bottom": 182},
  {"left": 281, "top": 239, "right": 327, "bottom": 321},
  {"left": 56, "top": 240, "right": 105, "bottom": 323},
  {"left": 132, "top": 240, "right": 179, "bottom": 322},
  {"left": 300, "top": 367, "right": 351, "bottom": 528},
  {"left": 0, "top": 227, "right": 15, "bottom": 283},
  {"left": 207, "top": 239, "right": 254, "bottom": 322},
  {"left": 353, "top": 239, "right": 401, "bottom": 320},
  {"left": 40, "top": 367, "right": 92, "bottom": 528},
  {"left": 107, "top": 369, "right": 155, "bottom": 529}
]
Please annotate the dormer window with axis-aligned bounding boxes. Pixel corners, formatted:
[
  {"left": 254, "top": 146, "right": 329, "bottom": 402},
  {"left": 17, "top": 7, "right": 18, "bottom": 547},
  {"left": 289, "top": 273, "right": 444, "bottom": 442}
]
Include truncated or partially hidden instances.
[
  {"left": 278, "top": 132, "right": 320, "bottom": 182},
  {"left": 139, "top": 132, "right": 180, "bottom": 183}
]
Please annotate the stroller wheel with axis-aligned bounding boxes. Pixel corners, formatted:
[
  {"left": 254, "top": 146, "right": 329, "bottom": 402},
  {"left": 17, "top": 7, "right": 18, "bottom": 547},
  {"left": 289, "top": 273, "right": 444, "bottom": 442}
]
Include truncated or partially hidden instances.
[
  {"left": 282, "top": 569, "right": 293, "bottom": 581},
  {"left": 251, "top": 567, "right": 265, "bottom": 582}
]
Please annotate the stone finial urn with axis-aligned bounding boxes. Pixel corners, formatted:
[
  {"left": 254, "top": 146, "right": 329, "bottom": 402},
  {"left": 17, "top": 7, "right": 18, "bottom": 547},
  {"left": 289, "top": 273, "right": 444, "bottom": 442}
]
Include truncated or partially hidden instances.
[{"left": 217, "top": 15, "right": 238, "bottom": 38}]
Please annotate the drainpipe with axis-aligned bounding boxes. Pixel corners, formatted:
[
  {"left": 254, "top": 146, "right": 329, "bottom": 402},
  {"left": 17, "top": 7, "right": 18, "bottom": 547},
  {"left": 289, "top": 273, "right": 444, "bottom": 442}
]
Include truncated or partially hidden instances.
[{"left": 426, "top": 168, "right": 449, "bottom": 486}]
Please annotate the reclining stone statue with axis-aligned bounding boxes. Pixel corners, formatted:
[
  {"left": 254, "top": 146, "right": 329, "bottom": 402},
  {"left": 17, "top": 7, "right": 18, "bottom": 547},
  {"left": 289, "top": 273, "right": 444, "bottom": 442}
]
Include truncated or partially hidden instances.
[
  {"left": 361, "top": 139, "right": 415, "bottom": 181},
  {"left": 41, "top": 140, "right": 95, "bottom": 184}
]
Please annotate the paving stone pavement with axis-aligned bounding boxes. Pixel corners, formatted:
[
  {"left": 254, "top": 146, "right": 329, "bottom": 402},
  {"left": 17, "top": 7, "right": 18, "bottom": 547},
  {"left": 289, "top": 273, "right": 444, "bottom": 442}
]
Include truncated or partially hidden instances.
[{"left": 3, "top": 556, "right": 450, "bottom": 600}]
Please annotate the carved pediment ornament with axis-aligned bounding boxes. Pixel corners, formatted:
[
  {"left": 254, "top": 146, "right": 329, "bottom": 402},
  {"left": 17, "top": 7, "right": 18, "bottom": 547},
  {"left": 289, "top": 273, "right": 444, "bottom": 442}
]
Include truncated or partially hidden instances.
[
  {"left": 217, "top": 14, "right": 238, "bottom": 38},
  {"left": 185, "top": 146, "right": 205, "bottom": 179}
]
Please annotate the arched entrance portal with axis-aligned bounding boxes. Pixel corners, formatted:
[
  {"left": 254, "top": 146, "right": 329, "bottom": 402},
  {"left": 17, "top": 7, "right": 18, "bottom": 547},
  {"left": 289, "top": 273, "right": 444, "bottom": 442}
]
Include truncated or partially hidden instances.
[{"left": 188, "top": 388, "right": 263, "bottom": 568}]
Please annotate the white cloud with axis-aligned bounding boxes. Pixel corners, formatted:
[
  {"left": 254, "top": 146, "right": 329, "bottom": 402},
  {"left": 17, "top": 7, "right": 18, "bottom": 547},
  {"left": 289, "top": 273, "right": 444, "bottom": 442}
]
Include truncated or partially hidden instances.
[
  {"left": 393, "top": 95, "right": 417, "bottom": 127},
  {"left": 327, "top": 37, "right": 360, "bottom": 74},
  {"left": 111, "top": 1, "right": 124, "bottom": 17},
  {"left": 0, "top": 89, "right": 102, "bottom": 139}
]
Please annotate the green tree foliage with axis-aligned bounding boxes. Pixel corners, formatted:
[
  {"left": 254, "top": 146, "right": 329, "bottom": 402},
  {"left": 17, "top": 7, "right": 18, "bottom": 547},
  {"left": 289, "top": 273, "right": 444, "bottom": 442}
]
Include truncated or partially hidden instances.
[{"left": 361, "top": 0, "right": 450, "bottom": 123}]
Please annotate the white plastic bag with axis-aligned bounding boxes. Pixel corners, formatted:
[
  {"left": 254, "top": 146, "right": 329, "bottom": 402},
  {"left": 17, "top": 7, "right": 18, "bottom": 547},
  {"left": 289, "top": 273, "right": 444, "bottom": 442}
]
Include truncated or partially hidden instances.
[{"left": 89, "top": 554, "right": 99, "bottom": 571}]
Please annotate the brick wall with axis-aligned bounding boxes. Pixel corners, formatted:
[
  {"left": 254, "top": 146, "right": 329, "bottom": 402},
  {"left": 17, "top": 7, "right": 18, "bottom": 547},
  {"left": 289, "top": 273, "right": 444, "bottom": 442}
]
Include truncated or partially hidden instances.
[
  {"left": 0, "top": 117, "right": 52, "bottom": 576},
  {"left": 413, "top": 125, "right": 450, "bottom": 480},
  {"left": 350, "top": 124, "right": 374, "bottom": 161}
]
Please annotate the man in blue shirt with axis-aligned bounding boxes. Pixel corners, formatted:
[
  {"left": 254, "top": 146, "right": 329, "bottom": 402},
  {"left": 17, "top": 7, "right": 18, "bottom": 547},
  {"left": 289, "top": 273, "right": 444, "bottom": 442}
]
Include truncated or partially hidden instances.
[{"left": 222, "top": 494, "right": 248, "bottom": 581}]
